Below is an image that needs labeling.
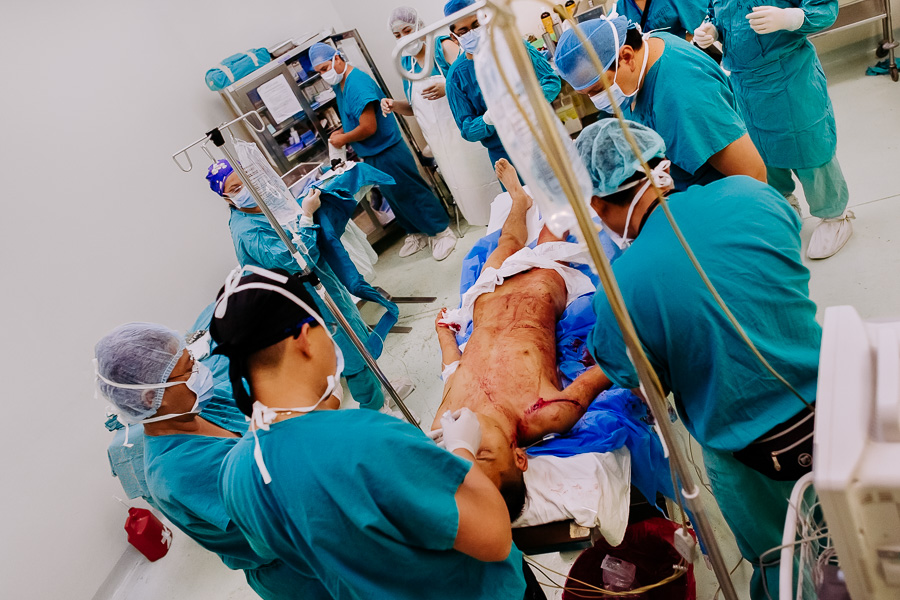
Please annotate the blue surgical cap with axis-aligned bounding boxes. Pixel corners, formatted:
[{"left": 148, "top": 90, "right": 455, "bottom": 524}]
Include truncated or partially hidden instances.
[
  {"left": 206, "top": 159, "right": 233, "bottom": 196},
  {"left": 95, "top": 323, "right": 185, "bottom": 425},
  {"left": 554, "top": 16, "right": 630, "bottom": 90},
  {"left": 575, "top": 119, "right": 667, "bottom": 197},
  {"left": 309, "top": 42, "right": 339, "bottom": 68},
  {"left": 444, "top": 0, "right": 475, "bottom": 17}
]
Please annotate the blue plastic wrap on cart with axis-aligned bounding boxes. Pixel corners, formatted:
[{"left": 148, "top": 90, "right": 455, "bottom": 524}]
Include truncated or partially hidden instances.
[{"left": 205, "top": 48, "right": 271, "bottom": 91}]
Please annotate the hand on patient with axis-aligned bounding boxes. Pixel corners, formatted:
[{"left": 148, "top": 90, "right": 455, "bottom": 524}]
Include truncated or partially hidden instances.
[
  {"left": 440, "top": 408, "right": 482, "bottom": 458},
  {"left": 301, "top": 188, "right": 322, "bottom": 218}
]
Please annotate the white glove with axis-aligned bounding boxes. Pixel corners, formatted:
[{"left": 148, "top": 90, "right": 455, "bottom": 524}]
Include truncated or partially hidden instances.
[
  {"left": 427, "top": 428, "right": 445, "bottom": 448},
  {"left": 482, "top": 110, "right": 494, "bottom": 127},
  {"left": 692, "top": 22, "right": 719, "bottom": 49},
  {"left": 746, "top": 6, "right": 805, "bottom": 34},
  {"left": 381, "top": 98, "right": 394, "bottom": 117},
  {"left": 440, "top": 408, "right": 482, "bottom": 457},
  {"left": 301, "top": 188, "right": 321, "bottom": 218}
]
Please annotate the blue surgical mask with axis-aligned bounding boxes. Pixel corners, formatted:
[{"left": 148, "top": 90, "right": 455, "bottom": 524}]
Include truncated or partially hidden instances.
[
  {"left": 321, "top": 55, "right": 344, "bottom": 86},
  {"left": 229, "top": 186, "right": 257, "bottom": 209},
  {"left": 456, "top": 28, "right": 482, "bottom": 55},
  {"left": 140, "top": 359, "right": 215, "bottom": 424},
  {"left": 589, "top": 22, "right": 648, "bottom": 113}
]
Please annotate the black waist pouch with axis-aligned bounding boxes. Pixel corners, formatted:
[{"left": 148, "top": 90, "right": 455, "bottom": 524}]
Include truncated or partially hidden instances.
[{"left": 732, "top": 407, "right": 815, "bottom": 481}]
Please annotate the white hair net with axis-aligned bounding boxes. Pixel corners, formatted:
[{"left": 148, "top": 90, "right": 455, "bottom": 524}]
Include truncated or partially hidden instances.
[
  {"left": 389, "top": 6, "right": 423, "bottom": 33},
  {"left": 95, "top": 323, "right": 185, "bottom": 425},
  {"left": 575, "top": 119, "right": 667, "bottom": 197}
]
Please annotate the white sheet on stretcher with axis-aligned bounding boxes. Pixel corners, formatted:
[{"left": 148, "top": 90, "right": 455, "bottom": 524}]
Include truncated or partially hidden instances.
[
  {"left": 486, "top": 187, "right": 544, "bottom": 241},
  {"left": 440, "top": 241, "right": 595, "bottom": 333},
  {"left": 512, "top": 449, "right": 632, "bottom": 547}
]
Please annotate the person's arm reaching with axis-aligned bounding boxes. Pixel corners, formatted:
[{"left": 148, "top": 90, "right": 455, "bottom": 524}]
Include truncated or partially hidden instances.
[
  {"left": 517, "top": 366, "right": 613, "bottom": 445},
  {"left": 707, "top": 134, "right": 767, "bottom": 182},
  {"left": 447, "top": 72, "right": 496, "bottom": 143},
  {"left": 526, "top": 43, "right": 562, "bottom": 103},
  {"left": 329, "top": 103, "right": 378, "bottom": 148},
  {"left": 382, "top": 97, "right": 414, "bottom": 117},
  {"left": 443, "top": 409, "right": 514, "bottom": 562}
]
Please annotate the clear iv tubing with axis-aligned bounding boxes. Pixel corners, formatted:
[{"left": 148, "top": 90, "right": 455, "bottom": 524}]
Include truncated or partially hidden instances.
[{"left": 392, "top": 3, "right": 738, "bottom": 599}]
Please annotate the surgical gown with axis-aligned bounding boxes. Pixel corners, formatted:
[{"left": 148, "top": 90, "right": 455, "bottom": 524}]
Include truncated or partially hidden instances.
[
  {"left": 710, "top": 0, "right": 848, "bottom": 217},
  {"left": 219, "top": 409, "right": 527, "bottom": 599},
  {"left": 229, "top": 209, "right": 385, "bottom": 410},
  {"left": 588, "top": 176, "right": 821, "bottom": 599},
  {"left": 616, "top": 0, "right": 707, "bottom": 39},
  {"left": 446, "top": 43, "right": 561, "bottom": 169},
  {"left": 623, "top": 33, "right": 747, "bottom": 191},
  {"left": 144, "top": 330, "right": 321, "bottom": 599},
  {"left": 335, "top": 68, "right": 449, "bottom": 236}
]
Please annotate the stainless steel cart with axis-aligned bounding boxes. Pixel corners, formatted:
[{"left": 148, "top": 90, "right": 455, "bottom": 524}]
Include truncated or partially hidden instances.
[{"left": 811, "top": 0, "right": 898, "bottom": 81}]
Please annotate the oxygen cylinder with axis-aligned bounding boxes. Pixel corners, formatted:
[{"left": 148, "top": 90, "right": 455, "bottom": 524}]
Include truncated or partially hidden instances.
[
  {"left": 124, "top": 507, "right": 173, "bottom": 562},
  {"left": 540, "top": 11, "right": 555, "bottom": 36}
]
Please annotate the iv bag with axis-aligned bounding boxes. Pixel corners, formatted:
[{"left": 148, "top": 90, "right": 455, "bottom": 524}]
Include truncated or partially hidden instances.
[
  {"left": 474, "top": 27, "right": 593, "bottom": 236},
  {"left": 234, "top": 139, "right": 304, "bottom": 229}
]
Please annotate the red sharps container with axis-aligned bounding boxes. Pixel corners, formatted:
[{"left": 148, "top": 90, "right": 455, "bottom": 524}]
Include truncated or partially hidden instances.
[{"left": 124, "top": 507, "right": 173, "bottom": 561}]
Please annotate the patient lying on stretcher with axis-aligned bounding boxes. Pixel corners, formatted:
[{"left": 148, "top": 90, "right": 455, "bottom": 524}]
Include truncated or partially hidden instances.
[{"left": 433, "top": 160, "right": 615, "bottom": 516}]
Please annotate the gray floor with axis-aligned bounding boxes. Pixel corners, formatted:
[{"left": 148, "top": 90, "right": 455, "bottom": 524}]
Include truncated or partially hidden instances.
[{"left": 102, "top": 39, "right": 899, "bottom": 600}]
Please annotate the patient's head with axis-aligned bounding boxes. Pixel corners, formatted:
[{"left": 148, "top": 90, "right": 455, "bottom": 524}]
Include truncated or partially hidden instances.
[{"left": 475, "top": 415, "right": 529, "bottom": 521}]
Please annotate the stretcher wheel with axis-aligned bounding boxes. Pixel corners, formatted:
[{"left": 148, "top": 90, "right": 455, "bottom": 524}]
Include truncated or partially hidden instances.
[
  {"left": 876, "top": 41, "right": 889, "bottom": 58},
  {"left": 891, "top": 66, "right": 899, "bottom": 82}
]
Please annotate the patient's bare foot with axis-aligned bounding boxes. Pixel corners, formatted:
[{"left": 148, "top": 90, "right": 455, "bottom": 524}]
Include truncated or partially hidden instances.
[{"left": 495, "top": 159, "right": 532, "bottom": 210}]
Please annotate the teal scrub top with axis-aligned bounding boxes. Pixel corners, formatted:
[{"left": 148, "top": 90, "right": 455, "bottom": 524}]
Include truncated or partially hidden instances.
[
  {"left": 447, "top": 42, "right": 561, "bottom": 153},
  {"left": 588, "top": 176, "right": 821, "bottom": 452},
  {"left": 623, "top": 33, "right": 747, "bottom": 191},
  {"left": 617, "top": 0, "right": 707, "bottom": 39},
  {"left": 335, "top": 68, "right": 401, "bottom": 157},
  {"left": 228, "top": 209, "right": 372, "bottom": 378},
  {"left": 710, "top": 0, "right": 838, "bottom": 168},
  {"left": 219, "top": 409, "right": 527, "bottom": 599}
]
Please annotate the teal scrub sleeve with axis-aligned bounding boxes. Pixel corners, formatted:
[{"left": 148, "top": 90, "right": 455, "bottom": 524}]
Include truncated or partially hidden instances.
[
  {"left": 148, "top": 442, "right": 233, "bottom": 531},
  {"left": 653, "top": 57, "right": 746, "bottom": 175},
  {"left": 364, "top": 423, "right": 473, "bottom": 551},
  {"left": 527, "top": 43, "right": 562, "bottom": 103},
  {"left": 447, "top": 74, "right": 496, "bottom": 143},
  {"left": 589, "top": 291, "right": 641, "bottom": 390},
  {"left": 795, "top": 0, "right": 839, "bottom": 34}
]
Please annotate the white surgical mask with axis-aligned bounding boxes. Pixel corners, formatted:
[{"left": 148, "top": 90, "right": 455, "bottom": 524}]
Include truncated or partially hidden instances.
[
  {"left": 228, "top": 186, "right": 256, "bottom": 209},
  {"left": 214, "top": 265, "right": 347, "bottom": 484},
  {"left": 321, "top": 55, "right": 344, "bottom": 86},
  {"left": 603, "top": 159, "right": 672, "bottom": 250},
  {"left": 97, "top": 354, "right": 216, "bottom": 447},
  {"left": 588, "top": 23, "right": 649, "bottom": 114},
  {"left": 455, "top": 28, "right": 482, "bottom": 55},
  {"left": 400, "top": 24, "right": 425, "bottom": 57}
]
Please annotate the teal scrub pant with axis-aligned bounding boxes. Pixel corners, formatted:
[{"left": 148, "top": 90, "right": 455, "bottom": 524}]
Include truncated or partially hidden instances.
[
  {"left": 346, "top": 369, "right": 384, "bottom": 411},
  {"left": 766, "top": 154, "right": 849, "bottom": 219},
  {"left": 702, "top": 448, "right": 798, "bottom": 600},
  {"left": 363, "top": 141, "right": 449, "bottom": 236}
]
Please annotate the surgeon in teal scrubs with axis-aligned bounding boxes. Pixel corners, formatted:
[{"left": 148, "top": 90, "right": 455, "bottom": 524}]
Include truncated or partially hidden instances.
[
  {"left": 95, "top": 317, "right": 323, "bottom": 599},
  {"left": 694, "top": 0, "right": 853, "bottom": 259},
  {"left": 206, "top": 160, "right": 390, "bottom": 412},
  {"left": 616, "top": 0, "right": 707, "bottom": 39},
  {"left": 211, "top": 267, "right": 531, "bottom": 600},
  {"left": 309, "top": 42, "right": 457, "bottom": 261},
  {"left": 577, "top": 119, "right": 820, "bottom": 600},
  {"left": 555, "top": 16, "right": 766, "bottom": 191},
  {"left": 443, "top": 0, "right": 562, "bottom": 182}
]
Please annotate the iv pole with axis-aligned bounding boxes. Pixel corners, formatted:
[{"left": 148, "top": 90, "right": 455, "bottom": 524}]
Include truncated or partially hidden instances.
[
  {"left": 394, "top": 3, "right": 740, "bottom": 599},
  {"left": 172, "top": 111, "right": 420, "bottom": 427}
]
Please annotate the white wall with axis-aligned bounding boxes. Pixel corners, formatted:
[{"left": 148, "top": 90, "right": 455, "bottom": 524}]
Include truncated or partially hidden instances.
[{"left": 0, "top": 1, "right": 343, "bottom": 598}]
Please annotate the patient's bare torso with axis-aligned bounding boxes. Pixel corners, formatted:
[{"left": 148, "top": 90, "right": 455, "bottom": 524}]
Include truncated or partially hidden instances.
[{"left": 434, "top": 268, "right": 569, "bottom": 437}]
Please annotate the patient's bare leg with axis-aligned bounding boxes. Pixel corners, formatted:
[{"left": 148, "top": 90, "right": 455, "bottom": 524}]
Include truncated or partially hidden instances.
[{"left": 485, "top": 160, "right": 533, "bottom": 270}]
